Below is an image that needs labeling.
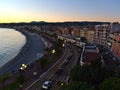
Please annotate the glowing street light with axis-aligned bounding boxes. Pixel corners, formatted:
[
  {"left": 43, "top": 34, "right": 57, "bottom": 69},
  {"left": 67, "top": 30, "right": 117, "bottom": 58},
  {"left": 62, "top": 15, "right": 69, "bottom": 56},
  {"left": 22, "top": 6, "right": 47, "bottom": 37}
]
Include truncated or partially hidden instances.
[
  {"left": 61, "top": 82, "right": 64, "bottom": 86},
  {"left": 22, "top": 64, "right": 27, "bottom": 68},
  {"left": 20, "top": 67, "right": 24, "bottom": 70},
  {"left": 62, "top": 43, "right": 65, "bottom": 47},
  {"left": 52, "top": 49, "right": 56, "bottom": 54},
  {"left": 19, "top": 84, "right": 22, "bottom": 88},
  {"left": 20, "top": 64, "right": 27, "bottom": 70}
]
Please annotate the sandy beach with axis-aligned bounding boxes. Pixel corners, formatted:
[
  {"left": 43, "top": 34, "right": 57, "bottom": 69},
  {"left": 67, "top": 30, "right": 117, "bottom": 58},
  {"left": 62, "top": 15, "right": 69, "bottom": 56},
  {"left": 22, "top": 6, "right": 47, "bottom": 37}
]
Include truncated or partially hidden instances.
[{"left": 0, "top": 29, "right": 45, "bottom": 75}]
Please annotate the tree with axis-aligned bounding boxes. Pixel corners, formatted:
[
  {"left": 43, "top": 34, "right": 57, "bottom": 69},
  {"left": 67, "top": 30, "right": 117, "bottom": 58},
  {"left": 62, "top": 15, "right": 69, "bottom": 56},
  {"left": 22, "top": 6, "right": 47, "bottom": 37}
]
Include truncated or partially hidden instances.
[
  {"left": 55, "top": 39, "right": 64, "bottom": 54},
  {"left": 90, "top": 57, "right": 103, "bottom": 85},
  {"left": 15, "top": 75, "right": 27, "bottom": 90},
  {"left": 55, "top": 39, "right": 64, "bottom": 48},
  {"left": 70, "top": 65, "right": 92, "bottom": 83},
  {"left": 90, "top": 57, "right": 102, "bottom": 70},
  {"left": 44, "top": 47, "right": 51, "bottom": 57},
  {"left": 39, "top": 57, "right": 48, "bottom": 71},
  {"left": 16, "top": 75, "right": 25, "bottom": 85},
  {"left": 100, "top": 77, "right": 120, "bottom": 90},
  {"left": 90, "top": 57, "right": 116, "bottom": 85},
  {"left": 70, "top": 58, "right": 116, "bottom": 86},
  {"left": 0, "top": 73, "right": 11, "bottom": 89},
  {"left": 61, "top": 81, "right": 94, "bottom": 90}
]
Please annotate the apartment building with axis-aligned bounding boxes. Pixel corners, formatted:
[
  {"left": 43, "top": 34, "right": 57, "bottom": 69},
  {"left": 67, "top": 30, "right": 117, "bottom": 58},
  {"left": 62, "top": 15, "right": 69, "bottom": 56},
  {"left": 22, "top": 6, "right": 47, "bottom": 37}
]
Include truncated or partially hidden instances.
[
  {"left": 111, "top": 33, "right": 120, "bottom": 58},
  {"left": 94, "top": 24, "right": 110, "bottom": 46},
  {"left": 110, "top": 23, "right": 120, "bottom": 58},
  {"left": 85, "top": 29, "right": 95, "bottom": 43}
]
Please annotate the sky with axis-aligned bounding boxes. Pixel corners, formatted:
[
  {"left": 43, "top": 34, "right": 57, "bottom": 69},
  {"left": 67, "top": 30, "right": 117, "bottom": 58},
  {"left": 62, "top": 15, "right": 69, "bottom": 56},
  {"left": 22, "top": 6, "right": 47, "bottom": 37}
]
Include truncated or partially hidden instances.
[{"left": 0, "top": 0, "right": 120, "bottom": 23}]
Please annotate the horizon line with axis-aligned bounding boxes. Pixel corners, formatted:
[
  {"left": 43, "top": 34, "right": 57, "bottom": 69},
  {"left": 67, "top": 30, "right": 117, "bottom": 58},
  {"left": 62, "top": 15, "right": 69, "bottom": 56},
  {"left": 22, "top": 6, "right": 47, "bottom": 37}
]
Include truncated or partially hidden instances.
[{"left": 0, "top": 20, "right": 116, "bottom": 24}]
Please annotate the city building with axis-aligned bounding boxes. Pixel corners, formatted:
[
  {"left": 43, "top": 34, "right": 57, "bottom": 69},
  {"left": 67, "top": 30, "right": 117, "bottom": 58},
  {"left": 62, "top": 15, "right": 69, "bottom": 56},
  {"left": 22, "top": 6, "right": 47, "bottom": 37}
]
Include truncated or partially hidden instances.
[
  {"left": 72, "top": 26, "right": 95, "bottom": 43},
  {"left": 111, "top": 33, "right": 120, "bottom": 58},
  {"left": 109, "top": 23, "right": 120, "bottom": 58},
  {"left": 85, "top": 29, "right": 95, "bottom": 43},
  {"left": 107, "top": 33, "right": 115, "bottom": 49},
  {"left": 81, "top": 43, "right": 100, "bottom": 65},
  {"left": 72, "top": 27, "right": 81, "bottom": 37},
  {"left": 94, "top": 24, "right": 110, "bottom": 47}
]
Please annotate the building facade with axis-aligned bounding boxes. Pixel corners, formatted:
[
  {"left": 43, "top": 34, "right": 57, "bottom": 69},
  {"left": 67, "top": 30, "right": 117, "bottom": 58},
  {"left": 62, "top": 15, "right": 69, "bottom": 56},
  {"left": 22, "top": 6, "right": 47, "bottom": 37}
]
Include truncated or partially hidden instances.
[
  {"left": 111, "top": 33, "right": 120, "bottom": 58},
  {"left": 107, "top": 23, "right": 120, "bottom": 58},
  {"left": 94, "top": 24, "right": 110, "bottom": 46},
  {"left": 85, "top": 30, "right": 95, "bottom": 43}
]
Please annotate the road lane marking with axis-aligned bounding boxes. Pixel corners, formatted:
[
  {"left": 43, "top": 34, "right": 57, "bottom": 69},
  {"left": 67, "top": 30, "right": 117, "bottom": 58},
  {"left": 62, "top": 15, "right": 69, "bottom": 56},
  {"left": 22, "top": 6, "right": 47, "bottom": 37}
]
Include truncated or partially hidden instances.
[{"left": 25, "top": 48, "right": 67, "bottom": 90}]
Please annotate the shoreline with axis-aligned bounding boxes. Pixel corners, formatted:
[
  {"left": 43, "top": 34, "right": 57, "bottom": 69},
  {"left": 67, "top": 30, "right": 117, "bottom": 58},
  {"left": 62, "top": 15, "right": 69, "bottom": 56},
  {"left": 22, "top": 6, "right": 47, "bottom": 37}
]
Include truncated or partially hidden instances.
[{"left": 0, "top": 29, "right": 45, "bottom": 75}]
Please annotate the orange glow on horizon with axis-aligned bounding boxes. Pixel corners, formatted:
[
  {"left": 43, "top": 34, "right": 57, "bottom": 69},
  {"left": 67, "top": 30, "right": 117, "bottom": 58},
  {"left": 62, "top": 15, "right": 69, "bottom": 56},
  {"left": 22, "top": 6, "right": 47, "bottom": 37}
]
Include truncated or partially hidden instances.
[
  {"left": 0, "top": 0, "right": 119, "bottom": 23},
  {"left": 0, "top": 12, "right": 119, "bottom": 23}
]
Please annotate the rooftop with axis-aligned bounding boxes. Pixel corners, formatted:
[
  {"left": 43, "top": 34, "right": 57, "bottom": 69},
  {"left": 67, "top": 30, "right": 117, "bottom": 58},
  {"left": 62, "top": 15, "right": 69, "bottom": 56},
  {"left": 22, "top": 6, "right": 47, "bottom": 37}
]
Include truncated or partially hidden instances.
[{"left": 82, "top": 52, "right": 100, "bottom": 64}]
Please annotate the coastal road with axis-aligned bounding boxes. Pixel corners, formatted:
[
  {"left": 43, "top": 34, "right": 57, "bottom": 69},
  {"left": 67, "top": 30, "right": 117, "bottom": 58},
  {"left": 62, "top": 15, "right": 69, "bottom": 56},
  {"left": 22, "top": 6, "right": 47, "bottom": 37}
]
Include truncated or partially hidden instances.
[
  {"left": 25, "top": 44, "right": 80, "bottom": 90},
  {"left": 25, "top": 46, "right": 69, "bottom": 90},
  {"left": 51, "top": 44, "right": 80, "bottom": 90}
]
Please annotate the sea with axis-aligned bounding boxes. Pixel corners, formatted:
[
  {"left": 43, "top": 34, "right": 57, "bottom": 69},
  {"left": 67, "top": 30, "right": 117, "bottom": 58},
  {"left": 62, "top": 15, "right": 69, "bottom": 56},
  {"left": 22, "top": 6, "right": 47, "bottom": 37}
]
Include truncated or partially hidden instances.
[{"left": 0, "top": 28, "right": 26, "bottom": 68}]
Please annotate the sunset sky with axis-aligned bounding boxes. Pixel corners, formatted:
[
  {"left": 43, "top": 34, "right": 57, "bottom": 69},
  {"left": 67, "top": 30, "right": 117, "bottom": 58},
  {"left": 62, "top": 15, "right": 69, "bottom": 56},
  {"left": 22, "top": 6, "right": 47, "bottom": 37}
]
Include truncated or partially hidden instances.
[{"left": 0, "top": 0, "right": 120, "bottom": 23}]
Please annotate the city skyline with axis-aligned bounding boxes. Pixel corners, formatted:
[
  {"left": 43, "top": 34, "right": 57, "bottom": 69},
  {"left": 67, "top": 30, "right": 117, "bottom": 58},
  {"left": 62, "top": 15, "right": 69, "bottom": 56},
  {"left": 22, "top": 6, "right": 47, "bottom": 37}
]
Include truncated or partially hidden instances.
[{"left": 0, "top": 0, "right": 120, "bottom": 23}]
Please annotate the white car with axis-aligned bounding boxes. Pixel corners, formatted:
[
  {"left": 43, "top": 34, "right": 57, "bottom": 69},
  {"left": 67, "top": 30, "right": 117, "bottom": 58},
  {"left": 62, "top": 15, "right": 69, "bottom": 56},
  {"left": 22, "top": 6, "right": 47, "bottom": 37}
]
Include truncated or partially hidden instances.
[{"left": 42, "top": 81, "right": 52, "bottom": 89}]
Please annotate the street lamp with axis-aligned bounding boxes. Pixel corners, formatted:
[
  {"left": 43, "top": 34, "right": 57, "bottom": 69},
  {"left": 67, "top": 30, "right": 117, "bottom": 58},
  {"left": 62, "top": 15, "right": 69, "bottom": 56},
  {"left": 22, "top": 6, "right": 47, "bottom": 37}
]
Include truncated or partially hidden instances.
[
  {"left": 19, "top": 84, "right": 22, "bottom": 89},
  {"left": 61, "top": 82, "right": 64, "bottom": 86},
  {"left": 20, "top": 64, "right": 27, "bottom": 70},
  {"left": 51, "top": 49, "right": 56, "bottom": 54},
  {"left": 62, "top": 43, "right": 65, "bottom": 47}
]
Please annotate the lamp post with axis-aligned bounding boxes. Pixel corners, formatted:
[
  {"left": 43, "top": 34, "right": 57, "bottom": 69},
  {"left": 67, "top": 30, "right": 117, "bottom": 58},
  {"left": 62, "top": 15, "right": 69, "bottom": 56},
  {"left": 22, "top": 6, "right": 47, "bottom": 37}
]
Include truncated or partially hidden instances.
[
  {"left": 19, "top": 64, "right": 27, "bottom": 90},
  {"left": 62, "top": 43, "right": 65, "bottom": 47},
  {"left": 19, "top": 84, "right": 23, "bottom": 90},
  {"left": 20, "top": 64, "right": 27, "bottom": 71},
  {"left": 51, "top": 49, "right": 56, "bottom": 54}
]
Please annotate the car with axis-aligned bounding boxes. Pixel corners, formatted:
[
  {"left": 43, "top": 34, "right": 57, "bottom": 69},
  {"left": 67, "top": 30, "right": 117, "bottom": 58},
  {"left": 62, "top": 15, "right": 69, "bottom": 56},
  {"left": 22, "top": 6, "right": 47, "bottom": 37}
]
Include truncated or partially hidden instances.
[
  {"left": 42, "top": 81, "right": 52, "bottom": 89},
  {"left": 64, "top": 60, "right": 69, "bottom": 65}
]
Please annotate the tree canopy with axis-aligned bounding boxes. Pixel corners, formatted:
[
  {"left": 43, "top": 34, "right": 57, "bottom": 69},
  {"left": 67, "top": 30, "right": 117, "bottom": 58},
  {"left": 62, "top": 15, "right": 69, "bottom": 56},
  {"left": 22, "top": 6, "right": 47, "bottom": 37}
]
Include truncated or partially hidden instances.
[
  {"left": 61, "top": 81, "right": 94, "bottom": 90},
  {"left": 70, "top": 57, "right": 117, "bottom": 87},
  {"left": 100, "top": 77, "right": 120, "bottom": 90}
]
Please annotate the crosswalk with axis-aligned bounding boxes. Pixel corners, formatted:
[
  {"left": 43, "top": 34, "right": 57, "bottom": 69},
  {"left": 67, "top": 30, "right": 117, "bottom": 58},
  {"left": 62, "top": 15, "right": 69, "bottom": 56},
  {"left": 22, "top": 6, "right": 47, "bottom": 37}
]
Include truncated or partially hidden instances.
[{"left": 49, "top": 73, "right": 68, "bottom": 83}]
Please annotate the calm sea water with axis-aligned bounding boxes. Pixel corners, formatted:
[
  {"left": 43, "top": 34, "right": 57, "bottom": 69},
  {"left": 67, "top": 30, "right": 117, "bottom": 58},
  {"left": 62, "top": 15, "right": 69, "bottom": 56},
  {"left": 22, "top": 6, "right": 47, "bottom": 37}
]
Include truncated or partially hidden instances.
[{"left": 0, "top": 28, "right": 26, "bottom": 68}]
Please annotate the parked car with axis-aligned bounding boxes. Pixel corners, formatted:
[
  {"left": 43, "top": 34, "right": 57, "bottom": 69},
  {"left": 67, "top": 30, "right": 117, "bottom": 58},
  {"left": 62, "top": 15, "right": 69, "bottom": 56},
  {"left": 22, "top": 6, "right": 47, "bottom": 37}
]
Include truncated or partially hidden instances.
[{"left": 42, "top": 80, "right": 52, "bottom": 89}]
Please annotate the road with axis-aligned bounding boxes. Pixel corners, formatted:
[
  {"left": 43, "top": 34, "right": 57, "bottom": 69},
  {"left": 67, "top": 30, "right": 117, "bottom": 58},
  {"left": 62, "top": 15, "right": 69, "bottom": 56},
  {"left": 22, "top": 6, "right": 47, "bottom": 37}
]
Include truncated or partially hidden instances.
[
  {"left": 25, "top": 44, "right": 80, "bottom": 90},
  {"left": 51, "top": 44, "right": 80, "bottom": 90},
  {"left": 25, "top": 45, "right": 69, "bottom": 90}
]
